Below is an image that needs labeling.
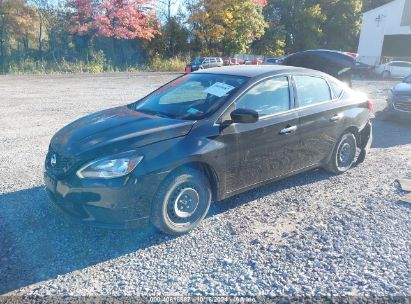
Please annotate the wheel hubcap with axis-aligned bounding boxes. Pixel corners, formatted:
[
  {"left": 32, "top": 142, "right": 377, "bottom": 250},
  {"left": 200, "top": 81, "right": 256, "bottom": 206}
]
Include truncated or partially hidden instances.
[
  {"left": 338, "top": 142, "right": 352, "bottom": 167},
  {"left": 173, "top": 188, "right": 199, "bottom": 219}
]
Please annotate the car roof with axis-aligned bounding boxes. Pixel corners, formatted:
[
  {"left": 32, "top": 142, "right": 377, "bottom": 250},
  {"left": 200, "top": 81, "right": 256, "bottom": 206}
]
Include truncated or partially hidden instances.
[
  {"left": 193, "top": 65, "right": 326, "bottom": 78},
  {"left": 389, "top": 61, "right": 411, "bottom": 64},
  {"left": 292, "top": 49, "right": 347, "bottom": 55}
]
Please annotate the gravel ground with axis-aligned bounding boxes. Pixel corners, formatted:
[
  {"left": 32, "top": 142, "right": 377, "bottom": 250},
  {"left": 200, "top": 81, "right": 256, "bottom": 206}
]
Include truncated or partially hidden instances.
[{"left": 0, "top": 73, "right": 410, "bottom": 298}]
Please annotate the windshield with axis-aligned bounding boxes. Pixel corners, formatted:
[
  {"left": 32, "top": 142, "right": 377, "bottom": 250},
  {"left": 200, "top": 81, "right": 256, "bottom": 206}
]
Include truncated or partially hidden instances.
[
  {"left": 134, "top": 73, "right": 248, "bottom": 120},
  {"left": 405, "top": 74, "right": 411, "bottom": 83},
  {"left": 191, "top": 58, "right": 204, "bottom": 65}
]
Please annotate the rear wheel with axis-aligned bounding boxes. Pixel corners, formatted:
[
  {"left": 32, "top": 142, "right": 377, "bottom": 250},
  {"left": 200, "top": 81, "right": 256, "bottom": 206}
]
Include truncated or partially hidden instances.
[
  {"left": 151, "top": 168, "right": 211, "bottom": 235},
  {"left": 324, "top": 132, "right": 357, "bottom": 174}
]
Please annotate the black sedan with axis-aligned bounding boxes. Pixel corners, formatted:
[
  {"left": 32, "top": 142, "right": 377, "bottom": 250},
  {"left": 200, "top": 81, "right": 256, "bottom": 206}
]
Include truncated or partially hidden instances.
[
  {"left": 384, "top": 74, "right": 411, "bottom": 119},
  {"left": 44, "top": 65, "right": 373, "bottom": 235},
  {"left": 282, "top": 49, "right": 355, "bottom": 87}
]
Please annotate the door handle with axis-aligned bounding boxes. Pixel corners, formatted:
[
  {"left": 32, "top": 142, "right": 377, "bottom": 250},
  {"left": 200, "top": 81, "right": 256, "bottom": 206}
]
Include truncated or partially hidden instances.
[
  {"left": 279, "top": 125, "right": 297, "bottom": 135},
  {"left": 330, "top": 114, "right": 343, "bottom": 122}
]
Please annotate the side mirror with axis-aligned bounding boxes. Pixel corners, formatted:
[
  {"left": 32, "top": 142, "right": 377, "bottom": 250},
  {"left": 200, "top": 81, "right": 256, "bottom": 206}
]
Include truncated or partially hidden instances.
[{"left": 230, "top": 108, "right": 259, "bottom": 124}]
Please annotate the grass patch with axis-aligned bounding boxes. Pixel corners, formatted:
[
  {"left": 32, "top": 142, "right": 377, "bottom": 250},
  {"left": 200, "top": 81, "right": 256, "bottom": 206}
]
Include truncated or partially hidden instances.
[{"left": 4, "top": 54, "right": 187, "bottom": 75}]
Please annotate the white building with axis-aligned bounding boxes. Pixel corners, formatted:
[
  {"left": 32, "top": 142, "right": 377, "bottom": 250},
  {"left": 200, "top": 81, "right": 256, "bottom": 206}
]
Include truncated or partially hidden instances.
[{"left": 357, "top": 0, "right": 411, "bottom": 65}]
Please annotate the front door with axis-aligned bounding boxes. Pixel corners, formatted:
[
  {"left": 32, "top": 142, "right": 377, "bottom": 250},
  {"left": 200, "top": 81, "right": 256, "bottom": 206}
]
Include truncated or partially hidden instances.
[{"left": 220, "top": 76, "right": 301, "bottom": 192}]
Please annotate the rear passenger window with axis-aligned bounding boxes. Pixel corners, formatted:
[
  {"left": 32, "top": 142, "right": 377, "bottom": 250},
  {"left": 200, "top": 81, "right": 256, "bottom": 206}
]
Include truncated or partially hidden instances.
[
  {"left": 329, "top": 78, "right": 344, "bottom": 98},
  {"left": 236, "top": 77, "right": 290, "bottom": 117},
  {"left": 294, "top": 76, "right": 332, "bottom": 107}
]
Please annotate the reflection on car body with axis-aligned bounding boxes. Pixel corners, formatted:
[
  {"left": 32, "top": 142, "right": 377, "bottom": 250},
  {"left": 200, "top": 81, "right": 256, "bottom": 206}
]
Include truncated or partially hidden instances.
[{"left": 185, "top": 57, "right": 224, "bottom": 73}]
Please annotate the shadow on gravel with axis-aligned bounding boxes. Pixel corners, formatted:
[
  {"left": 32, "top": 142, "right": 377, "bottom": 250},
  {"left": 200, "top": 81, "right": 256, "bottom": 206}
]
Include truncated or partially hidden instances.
[
  {"left": 209, "top": 169, "right": 332, "bottom": 217},
  {"left": 0, "top": 168, "right": 333, "bottom": 295},
  {"left": 0, "top": 186, "right": 167, "bottom": 295},
  {"left": 371, "top": 119, "right": 411, "bottom": 149},
  {"left": 395, "top": 200, "right": 411, "bottom": 210}
]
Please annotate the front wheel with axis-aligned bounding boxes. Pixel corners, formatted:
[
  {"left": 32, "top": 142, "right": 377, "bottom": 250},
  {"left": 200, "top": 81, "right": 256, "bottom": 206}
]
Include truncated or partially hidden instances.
[
  {"left": 324, "top": 132, "right": 357, "bottom": 174},
  {"left": 151, "top": 168, "right": 211, "bottom": 235}
]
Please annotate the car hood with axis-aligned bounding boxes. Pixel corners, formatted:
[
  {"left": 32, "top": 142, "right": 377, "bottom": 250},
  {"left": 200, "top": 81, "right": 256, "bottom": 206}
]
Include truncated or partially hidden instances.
[
  {"left": 50, "top": 106, "right": 195, "bottom": 157},
  {"left": 392, "top": 83, "right": 411, "bottom": 96}
]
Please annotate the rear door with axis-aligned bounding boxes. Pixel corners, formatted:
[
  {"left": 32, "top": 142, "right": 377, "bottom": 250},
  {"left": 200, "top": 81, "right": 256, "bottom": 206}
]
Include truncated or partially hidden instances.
[
  {"left": 390, "top": 62, "right": 403, "bottom": 77},
  {"left": 220, "top": 76, "right": 301, "bottom": 192},
  {"left": 293, "top": 75, "right": 343, "bottom": 168},
  {"left": 399, "top": 62, "right": 411, "bottom": 77},
  {"left": 202, "top": 58, "right": 211, "bottom": 69},
  {"left": 208, "top": 58, "right": 214, "bottom": 68}
]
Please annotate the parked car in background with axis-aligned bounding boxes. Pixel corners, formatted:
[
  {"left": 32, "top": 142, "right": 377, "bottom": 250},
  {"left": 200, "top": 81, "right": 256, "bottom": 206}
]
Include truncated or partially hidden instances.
[
  {"left": 223, "top": 57, "right": 241, "bottom": 66},
  {"left": 44, "top": 65, "right": 373, "bottom": 235},
  {"left": 282, "top": 49, "right": 355, "bottom": 87},
  {"left": 352, "top": 61, "right": 375, "bottom": 79},
  {"left": 374, "top": 61, "right": 411, "bottom": 79},
  {"left": 251, "top": 58, "right": 263, "bottom": 65},
  {"left": 381, "top": 74, "right": 411, "bottom": 120},
  {"left": 263, "top": 57, "right": 281, "bottom": 65},
  {"left": 185, "top": 57, "right": 223, "bottom": 73}
]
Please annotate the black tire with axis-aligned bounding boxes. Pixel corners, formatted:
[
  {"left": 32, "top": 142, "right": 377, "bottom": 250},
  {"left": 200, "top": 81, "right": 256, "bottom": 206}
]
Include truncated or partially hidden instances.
[
  {"left": 381, "top": 71, "right": 391, "bottom": 80},
  {"left": 324, "top": 132, "right": 357, "bottom": 174},
  {"left": 151, "top": 168, "right": 212, "bottom": 235}
]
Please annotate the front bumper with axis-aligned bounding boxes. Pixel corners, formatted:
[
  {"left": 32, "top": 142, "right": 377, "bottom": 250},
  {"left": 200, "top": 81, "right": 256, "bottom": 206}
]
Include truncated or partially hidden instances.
[
  {"left": 386, "top": 98, "right": 411, "bottom": 119},
  {"left": 44, "top": 170, "right": 168, "bottom": 229}
]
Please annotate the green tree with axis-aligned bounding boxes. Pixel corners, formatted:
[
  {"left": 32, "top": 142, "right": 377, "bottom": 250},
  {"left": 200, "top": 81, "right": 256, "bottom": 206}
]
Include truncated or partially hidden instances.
[
  {"left": 187, "top": 0, "right": 267, "bottom": 55},
  {"left": 31, "top": 0, "right": 50, "bottom": 59},
  {"left": 0, "top": 0, "right": 36, "bottom": 72},
  {"left": 251, "top": 2, "right": 286, "bottom": 56},
  {"left": 260, "top": 0, "right": 326, "bottom": 54},
  {"left": 319, "top": 0, "right": 362, "bottom": 50}
]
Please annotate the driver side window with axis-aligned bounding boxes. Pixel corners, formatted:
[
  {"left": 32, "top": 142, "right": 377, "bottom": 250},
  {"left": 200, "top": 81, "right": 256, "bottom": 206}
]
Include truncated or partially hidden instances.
[{"left": 236, "top": 77, "right": 290, "bottom": 117}]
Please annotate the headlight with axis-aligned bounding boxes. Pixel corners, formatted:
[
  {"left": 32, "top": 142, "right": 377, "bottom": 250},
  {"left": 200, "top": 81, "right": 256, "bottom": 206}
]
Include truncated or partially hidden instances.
[{"left": 77, "top": 152, "right": 143, "bottom": 179}]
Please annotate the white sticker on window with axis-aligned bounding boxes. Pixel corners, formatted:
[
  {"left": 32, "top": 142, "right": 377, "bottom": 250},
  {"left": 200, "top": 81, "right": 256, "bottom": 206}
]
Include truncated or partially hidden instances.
[{"left": 204, "top": 82, "right": 235, "bottom": 98}]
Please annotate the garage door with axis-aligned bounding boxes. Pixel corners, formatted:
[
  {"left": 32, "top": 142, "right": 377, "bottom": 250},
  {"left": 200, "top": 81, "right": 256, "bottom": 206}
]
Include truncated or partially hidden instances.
[{"left": 382, "top": 35, "right": 411, "bottom": 58}]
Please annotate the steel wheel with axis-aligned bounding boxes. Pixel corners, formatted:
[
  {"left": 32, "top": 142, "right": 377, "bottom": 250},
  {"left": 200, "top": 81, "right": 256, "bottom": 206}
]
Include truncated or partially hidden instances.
[
  {"left": 337, "top": 140, "right": 355, "bottom": 170},
  {"left": 324, "top": 132, "right": 357, "bottom": 174},
  {"left": 151, "top": 168, "right": 211, "bottom": 235},
  {"left": 167, "top": 184, "right": 201, "bottom": 225}
]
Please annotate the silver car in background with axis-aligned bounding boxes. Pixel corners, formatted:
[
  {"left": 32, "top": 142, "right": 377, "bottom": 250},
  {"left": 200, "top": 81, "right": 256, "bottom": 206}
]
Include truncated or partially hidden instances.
[{"left": 375, "top": 61, "right": 411, "bottom": 79}]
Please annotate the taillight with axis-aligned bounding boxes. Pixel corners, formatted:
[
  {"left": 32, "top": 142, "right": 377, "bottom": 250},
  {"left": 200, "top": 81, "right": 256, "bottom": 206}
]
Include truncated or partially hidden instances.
[{"left": 367, "top": 99, "right": 374, "bottom": 113}]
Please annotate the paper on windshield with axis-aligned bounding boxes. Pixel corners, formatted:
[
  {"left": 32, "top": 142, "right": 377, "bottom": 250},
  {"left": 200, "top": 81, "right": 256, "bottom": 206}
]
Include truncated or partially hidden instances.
[{"left": 204, "top": 82, "right": 235, "bottom": 98}]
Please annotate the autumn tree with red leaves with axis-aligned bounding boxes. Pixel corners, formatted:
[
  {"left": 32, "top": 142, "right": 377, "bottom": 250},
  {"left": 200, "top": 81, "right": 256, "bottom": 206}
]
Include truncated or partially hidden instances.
[
  {"left": 95, "top": 0, "right": 159, "bottom": 40},
  {"left": 66, "top": 0, "right": 159, "bottom": 64},
  {"left": 67, "top": 0, "right": 97, "bottom": 37},
  {"left": 67, "top": 0, "right": 159, "bottom": 40}
]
